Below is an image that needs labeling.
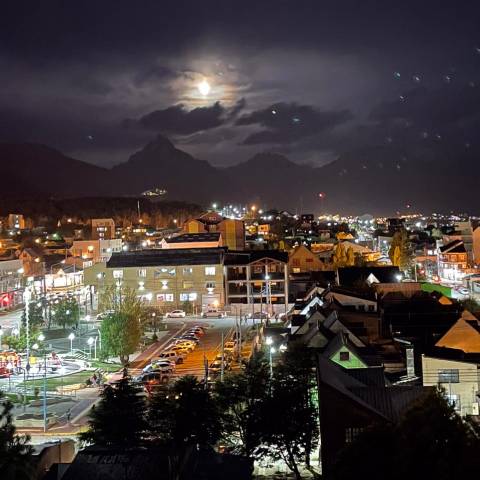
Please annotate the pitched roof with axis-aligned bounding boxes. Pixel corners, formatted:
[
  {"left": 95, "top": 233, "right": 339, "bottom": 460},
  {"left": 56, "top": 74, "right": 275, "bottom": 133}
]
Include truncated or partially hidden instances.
[
  {"left": 337, "top": 266, "right": 400, "bottom": 286},
  {"left": 224, "top": 249, "right": 288, "bottom": 265},
  {"left": 107, "top": 248, "right": 225, "bottom": 268},
  {"left": 167, "top": 232, "right": 221, "bottom": 243},
  {"left": 439, "top": 239, "right": 466, "bottom": 254},
  {"left": 435, "top": 310, "right": 480, "bottom": 353}
]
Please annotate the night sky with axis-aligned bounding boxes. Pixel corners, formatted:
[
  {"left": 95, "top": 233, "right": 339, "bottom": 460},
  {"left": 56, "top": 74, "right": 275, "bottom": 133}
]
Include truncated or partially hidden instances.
[{"left": 1, "top": 1, "right": 480, "bottom": 168}]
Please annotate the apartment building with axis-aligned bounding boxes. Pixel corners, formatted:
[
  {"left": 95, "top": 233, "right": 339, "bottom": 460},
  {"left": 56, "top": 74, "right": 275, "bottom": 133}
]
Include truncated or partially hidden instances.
[
  {"left": 70, "top": 239, "right": 123, "bottom": 263},
  {"left": 91, "top": 218, "right": 116, "bottom": 240},
  {"left": 84, "top": 248, "right": 225, "bottom": 312}
]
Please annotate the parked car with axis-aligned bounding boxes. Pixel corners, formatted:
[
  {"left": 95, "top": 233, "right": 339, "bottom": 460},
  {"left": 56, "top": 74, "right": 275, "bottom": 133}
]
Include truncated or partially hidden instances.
[
  {"left": 142, "top": 362, "right": 174, "bottom": 374},
  {"left": 169, "top": 346, "right": 191, "bottom": 357},
  {"left": 214, "top": 352, "right": 232, "bottom": 364},
  {"left": 158, "top": 351, "right": 183, "bottom": 363},
  {"left": 223, "top": 341, "right": 236, "bottom": 354},
  {"left": 173, "top": 341, "right": 196, "bottom": 351},
  {"left": 201, "top": 309, "right": 226, "bottom": 318},
  {"left": 457, "top": 287, "right": 470, "bottom": 295},
  {"left": 181, "top": 335, "right": 200, "bottom": 343},
  {"left": 248, "top": 312, "right": 270, "bottom": 321},
  {"left": 165, "top": 310, "right": 186, "bottom": 318}
]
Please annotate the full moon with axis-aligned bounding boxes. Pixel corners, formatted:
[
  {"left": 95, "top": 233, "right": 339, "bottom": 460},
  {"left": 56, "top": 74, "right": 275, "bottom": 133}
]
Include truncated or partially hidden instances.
[{"left": 197, "top": 79, "right": 211, "bottom": 96}]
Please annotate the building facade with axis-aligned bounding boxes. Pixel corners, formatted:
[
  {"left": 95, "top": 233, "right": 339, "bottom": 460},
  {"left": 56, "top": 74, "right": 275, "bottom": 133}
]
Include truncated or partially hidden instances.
[
  {"left": 70, "top": 239, "right": 123, "bottom": 263},
  {"left": 91, "top": 218, "right": 116, "bottom": 240},
  {"left": 84, "top": 248, "right": 226, "bottom": 313},
  {"left": 0, "top": 258, "right": 24, "bottom": 310},
  {"left": 437, "top": 240, "right": 469, "bottom": 283}
]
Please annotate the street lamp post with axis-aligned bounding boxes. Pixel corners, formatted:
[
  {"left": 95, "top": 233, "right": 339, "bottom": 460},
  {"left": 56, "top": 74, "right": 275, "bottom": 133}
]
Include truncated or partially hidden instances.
[
  {"left": 68, "top": 333, "right": 75, "bottom": 354},
  {"left": 37, "top": 333, "right": 48, "bottom": 433},
  {"left": 87, "top": 337, "right": 94, "bottom": 359}
]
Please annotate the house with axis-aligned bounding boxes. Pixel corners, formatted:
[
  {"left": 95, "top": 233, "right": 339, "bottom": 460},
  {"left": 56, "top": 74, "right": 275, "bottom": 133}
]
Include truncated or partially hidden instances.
[
  {"left": 316, "top": 355, "right": 431, "bottom": 475},
  {"left": 472, "top": 225, "right": 480, "bottom": 265},
  {"left": 8, "top": 213, "right": 25, "bottom": 230},
  {"left": 18, "top": 247, "right": 45, "bottom": 276},
  {"left": 437, "top": 239, "right": 469, "bottom": 283},
  {"left": 422, "top": 348, "right": 480, "bottom": 416},
  {"left": 70, "top": 239, "right": 122, "bottom": 263},
  {"left": 288, "top": 245, "right": 323, "bottom": 274}
]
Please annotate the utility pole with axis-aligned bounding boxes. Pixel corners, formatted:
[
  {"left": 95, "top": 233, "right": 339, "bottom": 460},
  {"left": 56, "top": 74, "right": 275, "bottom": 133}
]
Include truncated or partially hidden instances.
[{"left": 220, "top": 331, "right": 225, "bottom": 382}]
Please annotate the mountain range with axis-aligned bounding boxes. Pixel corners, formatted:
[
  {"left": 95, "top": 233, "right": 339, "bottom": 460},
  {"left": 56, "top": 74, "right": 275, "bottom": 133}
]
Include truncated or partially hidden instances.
[{"left": 1, "top": 135, "right": 478, "bottom": 215}]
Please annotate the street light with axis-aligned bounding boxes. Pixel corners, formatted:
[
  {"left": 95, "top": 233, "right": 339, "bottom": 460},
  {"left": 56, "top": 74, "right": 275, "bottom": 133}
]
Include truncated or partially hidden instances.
[
  {"left": 35, "top": 335, "right": 48, "bottom": 433},
  {"left": 68, "top": 333, "right": 75, "bottom": 354},
  {"left": 87, "top": 337, "right": 94, "bottom": 359},
  {"left": 269, "top": 347, "right": 275, "bottom": 378}
]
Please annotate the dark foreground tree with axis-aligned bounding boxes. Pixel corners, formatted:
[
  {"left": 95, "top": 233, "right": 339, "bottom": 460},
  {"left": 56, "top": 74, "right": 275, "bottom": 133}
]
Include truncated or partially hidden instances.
[
  {"left": 258, "top": 345, "right": 319, "bottom": 479},
  {"left": 148, "top": 376, "right": 224, "bottom": 480},
  {"left": 332, "top": 388, "right": 480, "bottom": 480},
  {"left": 0, "top": 392, "right": 34, "bottom": 480},
  {"left": 214, "top": 351, "right": 270, "bottom": 457},
  {"left": 80, "top": 371, "right": 147, "bottom": 447}
]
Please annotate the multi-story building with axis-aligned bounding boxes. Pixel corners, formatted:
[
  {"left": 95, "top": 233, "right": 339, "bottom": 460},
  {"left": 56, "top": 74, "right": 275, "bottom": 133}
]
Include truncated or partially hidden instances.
[
  {"left": 183, "top": 212, "right": 245, "bottom": 250},
  {"left": 91, "top": 218, "right": 115, "bottom": 240},
  {"left": 437, "top": 240, "right": 468, "bottom": 283},
  {"left": 224, "top": 250, "right": 289, "bottom": 314},
  {"left": 84, "top": 248, "right": 226, "bottom": 312},
  {"left": 70, "top": 239, "right": 123, "bottom": 263},
  {"left": 160, "top": 232, "right": 223, "bottom": 249},
  {"left": 7, "top": 213, "right": 25, "bottom": 230},
  {"left": 0, "top": 258, "right": 24, "bottom": 310}
]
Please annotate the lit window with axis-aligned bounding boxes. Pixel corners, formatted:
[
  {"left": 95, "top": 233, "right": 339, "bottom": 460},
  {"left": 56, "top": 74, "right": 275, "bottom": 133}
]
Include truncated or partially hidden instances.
[
  {"left": 154, "top": 267, "right": 176, "bottom": 278},
  {"left": 205, "top": 266, "right": 216, "bottom": 276},
  {"left": 157, "top": 293, "right": 174, "bottom": 302},
  {"left": 113, "top": 270, "right": 123, "bottom": 279},
  {"left": 161, "top": 280, "right": 169, "bottom": 290},
  {"left": 183, "top": 267, "right": 193, "bottom": 275},
  {"left": 180, "top": 292, "right": 197, "bottom": 301},
  {"left": 205, "top": 282, "right": 215, "bottom": 289},
  {"left": 183, "top": 281, "right": 194, "bottom": 289},
  {"left": 138, "top": 268, "right": 147, "bottom": 277}
]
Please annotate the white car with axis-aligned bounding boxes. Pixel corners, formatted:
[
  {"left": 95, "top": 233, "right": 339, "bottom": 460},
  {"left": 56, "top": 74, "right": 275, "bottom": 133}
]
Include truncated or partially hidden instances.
[
  {"left": 224, "top": 341, "right": 236, "bottom": 354},
  {"left": 165, "top": 310, "right": 186, "bottom": 318}
]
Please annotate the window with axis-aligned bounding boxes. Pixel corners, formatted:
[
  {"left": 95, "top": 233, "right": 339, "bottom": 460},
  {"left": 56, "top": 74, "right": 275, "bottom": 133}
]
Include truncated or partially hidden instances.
[
  {"left": 438, "top": 369, "right": 459, "bottom": 383},
  {"left": 183, "top": 281, "right": 194, "bottom": 289},
  {"left": 157, "top": 293, "right": 174, "bottom": 302},
  {"left": 292, "top": 259, "right": 300, "bottom": 267},
  {"left": 138, "top": 268, "right": 147, "bottom": 277},
  {"left": 113, "top": 269, "right": 123, "bottom": 279},
  {"left": 161, "top": 280, "right": 169, "bottom": 290},
  {"left": 180, "top": 292, "right": 197, "bottom": 301},
  {"left": 306, "top": 258, "right": 313, "bottom": 263},
  {"left": 345, "top": 427, "right": 364, "bottom": 443},
  {"left": 339, "top": 351, "right": 350, "bottom": 361},
  {"left": 205, "top": 282, "right": 215, "bottom": 290},
  {"left": 205, "top": 266, "right": 216, "bottom": 276},
  {"left": 154, "top": 267, "right": 176, "bottom": 278},
  {"left": 183, "top": 267, "right": 193, "bottom": 275},
  {"left": 446, "top": 394, "right": 461, "bottom": 412},
  {"left": 293, "top": 267, "right": 301, "bottom": 273}
]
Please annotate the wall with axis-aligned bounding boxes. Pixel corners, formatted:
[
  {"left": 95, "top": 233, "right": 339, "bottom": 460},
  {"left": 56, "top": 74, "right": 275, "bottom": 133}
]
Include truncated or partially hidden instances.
[{"left": 422, "top": 355, "right": 479, "bottom": 417}]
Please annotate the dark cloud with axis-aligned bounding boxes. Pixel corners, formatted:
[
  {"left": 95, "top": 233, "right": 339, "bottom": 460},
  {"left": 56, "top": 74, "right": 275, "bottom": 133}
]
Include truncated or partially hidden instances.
[
  {"left": 236, "top": 103, "right": 352, "bottom": 145},
  {"left": 124, "top": 99, "right": 245, "bottom": 136}
]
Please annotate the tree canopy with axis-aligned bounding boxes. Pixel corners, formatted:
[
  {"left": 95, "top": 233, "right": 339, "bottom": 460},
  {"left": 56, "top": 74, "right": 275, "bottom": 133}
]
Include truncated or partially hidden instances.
[{"left": 0, "top": 392, "right": 34, "bottom": 480}]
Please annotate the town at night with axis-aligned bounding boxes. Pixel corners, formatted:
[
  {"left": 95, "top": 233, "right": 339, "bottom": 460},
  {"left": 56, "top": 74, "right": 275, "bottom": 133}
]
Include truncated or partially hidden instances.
[{"left": 1, "top": 2, "right": 480, "bottom": 479}]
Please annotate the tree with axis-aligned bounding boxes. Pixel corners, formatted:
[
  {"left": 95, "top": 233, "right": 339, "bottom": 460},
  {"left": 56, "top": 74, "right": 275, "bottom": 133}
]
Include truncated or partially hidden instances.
[
  {"left": 258, "top": 346, "right": 319, "bottom": 479},
  {"left": 148, "top": 375, "right": 224, "bottom": 480},
  {"left": 21, "top": 301, "right": 44, "bottom": 329},
  {"left": 0, "top": 392, "right": 34, "bottom": 480},
  {"left": 99, "top": 286, "right": 146, "bottom": 364},
  {"left": 214, "top": 351, "right": 270, "bottom": 457},
  {"left": 80, "top": 371, "right": 147, "bottom": 447},
  {"left": 345, "top": 246, "right": 355, "bottom": 266},
  {"left": 388, "top": 229, "right": 413, "bottom": 271},
  {"left": 3, "top": 325, "right": 40, "bottom": 351},
  {"left": 332, "top": 243, "right": 347, "bottom": 268},
  {"left": 332, "top": 388, "right": 480, "bottom": 480},
  {"left": 52, "top": 297, "right": 79, "bottom": 329}
]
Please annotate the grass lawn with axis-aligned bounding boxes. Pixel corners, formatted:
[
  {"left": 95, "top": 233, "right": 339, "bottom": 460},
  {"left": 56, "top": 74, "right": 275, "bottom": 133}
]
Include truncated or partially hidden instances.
[
  {"left": 89, "top": 361, "right": 122, "bottom": 373},
  {"left": 20, "top": 371, "right": 93, "bottom": 391}
]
